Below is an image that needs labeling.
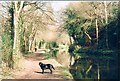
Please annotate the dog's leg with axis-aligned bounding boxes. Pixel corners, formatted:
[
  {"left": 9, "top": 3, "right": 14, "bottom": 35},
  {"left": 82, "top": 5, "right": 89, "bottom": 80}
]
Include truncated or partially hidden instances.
[
  {"left": 42, "top": 69, "right": 44, "bottom": 74},
  {"left": 52, "top": 65, "right": 55, "bottom": 70},
  {"left": 50, "top": 69, "right": 52, "bottom": 74}
]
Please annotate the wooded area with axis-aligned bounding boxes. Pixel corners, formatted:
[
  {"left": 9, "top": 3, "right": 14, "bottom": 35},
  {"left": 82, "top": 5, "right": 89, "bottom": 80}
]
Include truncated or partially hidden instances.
[{"left": 0, "top": 1, "right": 119, "bottom": 80}]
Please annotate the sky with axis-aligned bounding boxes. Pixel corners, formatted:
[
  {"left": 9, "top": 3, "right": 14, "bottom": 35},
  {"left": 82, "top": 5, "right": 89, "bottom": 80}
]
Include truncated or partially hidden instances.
[
  {"left": 51, "top": 1, "right": 70, "bottom": 12},
  {"left": 51, "top": 1, "right": 81, "bottom": 12},
  {"left": 50, "top": 1, "right": 80, "bottom": 24},
  {"left": 51, "top": 1, "right": 69, "bottom": 23},
  {"left": 50, "top": 1, "right": 74, "bottom": 24}
]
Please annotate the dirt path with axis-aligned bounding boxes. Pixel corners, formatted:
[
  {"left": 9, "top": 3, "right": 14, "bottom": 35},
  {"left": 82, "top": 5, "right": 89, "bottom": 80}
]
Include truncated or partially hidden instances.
[{"left": 12, "top": 52, "right": 65, "bottom": 79}]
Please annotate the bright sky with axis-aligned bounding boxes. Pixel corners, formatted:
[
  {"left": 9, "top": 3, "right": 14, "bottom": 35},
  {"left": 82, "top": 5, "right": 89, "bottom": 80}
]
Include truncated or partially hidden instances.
[
  {"left": 51, "top": 1, "right": 70, "bottom": 12},
  {"left": 51, "top": 1, "right": 80, "bottom": 12},
  {"left": 50, "top": 1, "right": 80, "bottom": 24}
]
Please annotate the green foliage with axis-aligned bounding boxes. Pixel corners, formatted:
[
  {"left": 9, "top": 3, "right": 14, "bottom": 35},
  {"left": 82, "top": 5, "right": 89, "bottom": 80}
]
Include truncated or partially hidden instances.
[
  {"left": 42, "top": 41, "right": 59, "bottom": 59},
  {"left": 1, "top": 24, "right": 14, "bottom": 68},
  {"left": 68, "top": 44, "right": 75, "bottom": 53},
  {"left": 1, "top": 3, "right": 14, "bottom": 68},
  {"left": 64, "top": 8, "right": 86, "bottom": 46},
  {"left": 0, "top": 37, "right": 2, "bottom": 67},
  {"left": 48, "top": 42, "right": 59, "bottom": 57},
  {"left": 58, "top": 67, "right": 73, "bottom": 79},
  {"left": 65, "top": 2, "right": 119, "bottom": 49},
  {"left": 43, "top": 53, "right": 52, "bottom": 59},
  {"left": 63, "top": 2, "right": 119, "bottom": 79}
]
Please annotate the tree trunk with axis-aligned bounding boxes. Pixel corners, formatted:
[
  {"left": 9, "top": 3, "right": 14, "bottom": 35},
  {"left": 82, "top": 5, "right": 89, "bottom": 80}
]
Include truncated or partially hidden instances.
[
  {"left": 104, "top": 1, "right": 108, "bottom": 49},
  {"left": 29, "top": 29, "right": 37, "bottom": 52},
  {"left": 13, "top": 1, "right": 24, "bottom": 68},
  {"left": 29, "top": 40, "right": 32, "bottom": 52},
  {"left": 94, "top": 7, "right": 99, "bottom": 48},
  {"left": 13, "top": 10, "right": 21, "bottom": 68},
  {"left": 84, "top": 31, "right": 91, "bottom": 40},
  {"left": 95, "top": 18, "right": 98, "bottom": 47},
  {"left": 29, "top": 37, "right": 35, "bottom": 52}
]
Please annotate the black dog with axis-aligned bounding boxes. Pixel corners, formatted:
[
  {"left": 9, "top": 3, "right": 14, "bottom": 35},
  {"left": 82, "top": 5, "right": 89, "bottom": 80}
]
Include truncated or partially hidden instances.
[{"left": 39, "top": 62, "right": 55, "bottom": 74}]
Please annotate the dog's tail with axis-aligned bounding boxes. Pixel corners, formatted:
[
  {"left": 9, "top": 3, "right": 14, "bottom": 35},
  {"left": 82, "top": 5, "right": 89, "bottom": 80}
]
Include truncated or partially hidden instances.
[{"left": 52, "top": 65, "right": 55, "bottom": 70}]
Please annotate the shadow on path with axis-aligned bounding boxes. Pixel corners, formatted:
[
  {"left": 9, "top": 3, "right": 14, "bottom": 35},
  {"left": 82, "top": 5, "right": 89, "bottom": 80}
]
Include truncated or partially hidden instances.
[{"left": 34, "top": 71, "right": 51, "bottom": 74}]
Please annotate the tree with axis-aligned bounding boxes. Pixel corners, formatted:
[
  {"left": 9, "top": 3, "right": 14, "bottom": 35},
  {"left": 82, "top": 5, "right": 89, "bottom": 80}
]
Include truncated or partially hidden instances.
[
  {"left": 21, "top": 2, "right": 54, "bottom": 52},
  {"left": 0, "top": 2, "right": 14, "bottom": 69},
  {"left": 104, "top": 1, "right": 109, "bottom": 49},
  {"left": 0, "top": 1, "right": 55, "bottom": 68},
  {"left": 12, "top": 1, "right": 24, "bottom": 68},
  {"left": 90, "top": 2, "right": 99, "bottom": 47}
]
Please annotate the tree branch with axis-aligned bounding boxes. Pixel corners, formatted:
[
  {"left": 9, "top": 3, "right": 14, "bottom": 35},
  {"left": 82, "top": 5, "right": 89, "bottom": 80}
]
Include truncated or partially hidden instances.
[
  {"left": 18, "top": 1, "right": 24, "bottom": 14},
  {"left": 84, "top": 31, "right": 92, "bottom": 40},
  {"left": 14, "top": 1, "right": 18, "bottom": 12}
]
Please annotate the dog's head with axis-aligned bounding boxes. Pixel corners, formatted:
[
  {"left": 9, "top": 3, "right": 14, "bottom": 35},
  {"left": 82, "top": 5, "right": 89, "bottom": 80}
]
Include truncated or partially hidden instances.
[{"left": 39, "top": 62, "right": 43, "bottom": 65}]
